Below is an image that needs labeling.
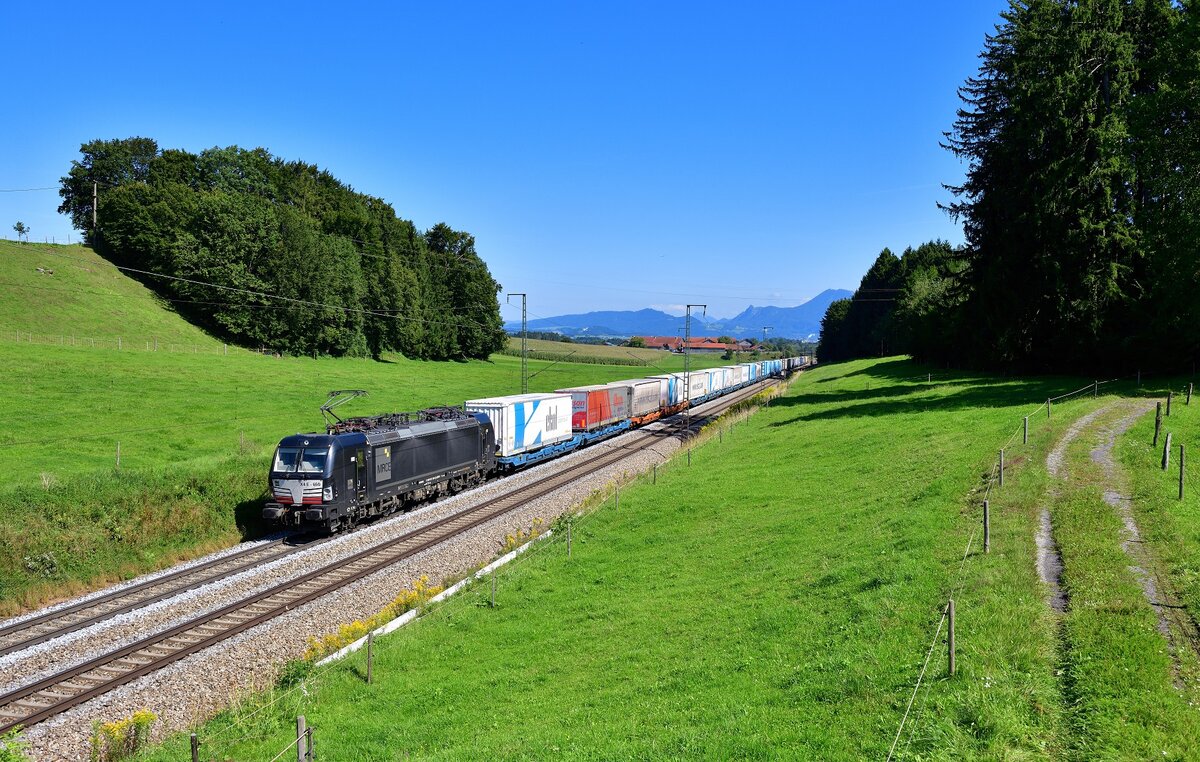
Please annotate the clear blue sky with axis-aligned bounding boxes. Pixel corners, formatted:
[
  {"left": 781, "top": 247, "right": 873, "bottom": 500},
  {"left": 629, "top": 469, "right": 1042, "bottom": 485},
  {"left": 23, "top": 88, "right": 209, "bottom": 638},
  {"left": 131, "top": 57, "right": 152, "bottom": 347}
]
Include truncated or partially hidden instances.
[{"left": 2, "top": 1, "right": 1006, "bottom": 320}]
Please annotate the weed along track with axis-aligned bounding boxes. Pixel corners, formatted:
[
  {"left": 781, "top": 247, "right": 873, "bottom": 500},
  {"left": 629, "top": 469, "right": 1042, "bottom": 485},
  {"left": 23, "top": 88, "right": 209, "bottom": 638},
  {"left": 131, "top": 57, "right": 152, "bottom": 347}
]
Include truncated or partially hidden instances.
[
  {"left": 0, "top": 380, "right": 777, "bottom": 737},
  {"left": 0, "top": 537, "right": 327, "bottom": 658}
]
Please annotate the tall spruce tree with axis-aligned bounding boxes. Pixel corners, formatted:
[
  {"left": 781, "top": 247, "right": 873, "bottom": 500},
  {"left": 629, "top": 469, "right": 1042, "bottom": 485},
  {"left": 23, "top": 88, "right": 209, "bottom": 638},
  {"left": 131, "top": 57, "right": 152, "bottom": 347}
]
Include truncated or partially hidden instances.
[{"left": 944, "top": 0, "right": 1188, "bottom": 371}]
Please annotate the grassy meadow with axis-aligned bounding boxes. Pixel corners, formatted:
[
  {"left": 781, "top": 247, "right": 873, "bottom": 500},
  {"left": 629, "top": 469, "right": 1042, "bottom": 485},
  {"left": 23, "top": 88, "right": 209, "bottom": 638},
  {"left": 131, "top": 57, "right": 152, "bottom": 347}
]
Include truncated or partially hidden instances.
[
  {"left": 136, "top": 358, "right": 1133, "bottom": 760},
  {"left": 0, "top": 241, "right": 741, "bottom": 615},
  {"left": 502, "top": 336, "right": 741, "bottom": 368}
]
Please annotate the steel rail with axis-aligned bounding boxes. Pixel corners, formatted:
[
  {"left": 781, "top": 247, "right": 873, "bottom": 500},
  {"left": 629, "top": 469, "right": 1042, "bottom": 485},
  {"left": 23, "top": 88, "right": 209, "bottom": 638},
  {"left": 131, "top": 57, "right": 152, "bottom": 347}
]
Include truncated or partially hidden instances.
[
  {"left": 0, "top": 537, "right": 327, "bottom": 658},
  {"left": 0, "top": 379, "right": 779, "bottom": 733}
]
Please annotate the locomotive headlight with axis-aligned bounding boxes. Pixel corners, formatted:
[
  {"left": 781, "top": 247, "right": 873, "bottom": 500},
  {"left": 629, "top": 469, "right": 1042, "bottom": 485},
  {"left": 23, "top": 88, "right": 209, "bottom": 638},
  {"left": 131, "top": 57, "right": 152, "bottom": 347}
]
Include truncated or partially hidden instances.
[{"left": 323, "top": 485, "right": 333, "bottom": 502}]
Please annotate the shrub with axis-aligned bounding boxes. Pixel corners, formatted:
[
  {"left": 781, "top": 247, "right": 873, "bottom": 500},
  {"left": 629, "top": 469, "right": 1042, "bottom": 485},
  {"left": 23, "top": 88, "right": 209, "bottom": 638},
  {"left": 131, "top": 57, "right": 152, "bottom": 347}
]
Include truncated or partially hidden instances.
[{"left": 89, "top": 709, "right": 156, "bottom": 762}]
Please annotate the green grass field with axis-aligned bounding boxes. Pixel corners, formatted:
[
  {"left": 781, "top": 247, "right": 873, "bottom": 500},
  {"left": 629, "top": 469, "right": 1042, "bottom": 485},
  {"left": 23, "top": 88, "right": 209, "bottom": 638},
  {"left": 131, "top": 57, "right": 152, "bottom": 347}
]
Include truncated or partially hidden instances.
[
  {"left": 0, "top": 241, "right": 771, "bottom": 616},
  {"left": 136, "top": 358, "right": 1154, "bottom": 761},
  {"left": 8, "top": 239, "right": 1200, "bottom": 758},
  {"left": 502, "top": 336, "right": 738, "bottom": 368}
]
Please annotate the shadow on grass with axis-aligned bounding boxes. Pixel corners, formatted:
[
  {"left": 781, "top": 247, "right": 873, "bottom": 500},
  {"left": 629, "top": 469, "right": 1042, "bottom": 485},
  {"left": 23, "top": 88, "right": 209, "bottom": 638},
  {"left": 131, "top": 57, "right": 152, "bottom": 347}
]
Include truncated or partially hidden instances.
[
  {"left": 774, "top": 362, "right": 1135, "bottom": 426},
  {"left": 234, "top": 492, "right": 270, "bottom": 540}
]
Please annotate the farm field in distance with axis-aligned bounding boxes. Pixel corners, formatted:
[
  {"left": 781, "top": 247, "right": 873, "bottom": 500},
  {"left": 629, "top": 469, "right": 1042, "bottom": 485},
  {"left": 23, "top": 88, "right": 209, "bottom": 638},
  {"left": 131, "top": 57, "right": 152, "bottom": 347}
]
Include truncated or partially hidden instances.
[
  {"left": 138, "top": 357, "right": 1176, "bottom": 760},
  {"left": 503, "top": 336, "right": 747, "bottom": 366}
]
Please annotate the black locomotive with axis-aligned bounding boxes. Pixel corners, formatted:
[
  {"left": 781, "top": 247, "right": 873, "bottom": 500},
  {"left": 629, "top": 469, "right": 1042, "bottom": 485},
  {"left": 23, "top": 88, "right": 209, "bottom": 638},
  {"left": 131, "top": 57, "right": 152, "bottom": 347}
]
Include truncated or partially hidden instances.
[{"left": 263, "top": 397, "right": 495, "bottom": 533}]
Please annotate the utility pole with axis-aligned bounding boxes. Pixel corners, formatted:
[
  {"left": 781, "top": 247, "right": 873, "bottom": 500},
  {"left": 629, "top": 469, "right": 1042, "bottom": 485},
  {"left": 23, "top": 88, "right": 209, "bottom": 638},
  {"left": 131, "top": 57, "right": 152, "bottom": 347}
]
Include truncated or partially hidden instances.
[
  {"left": 684, "top": 303, "right": 706, "bottom": 437},
  {"left": 761, "top": 326, "right": 772, "bottom": 389},
  {"left": 507, "top": 293, "right": 528, "bottom": 394}
]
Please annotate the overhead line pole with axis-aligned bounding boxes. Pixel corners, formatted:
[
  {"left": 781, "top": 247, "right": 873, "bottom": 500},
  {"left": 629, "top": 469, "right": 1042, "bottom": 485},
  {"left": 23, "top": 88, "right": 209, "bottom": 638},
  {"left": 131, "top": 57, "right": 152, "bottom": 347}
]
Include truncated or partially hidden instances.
[
  {"left": 507, "top": 293, "right": 527, "bottom": 394},
  {"left": 685, "top": 304, "right": 706, "bottom": 438},
  {"left": 761, "top": 326, "right": 772, "bottom": 391}
]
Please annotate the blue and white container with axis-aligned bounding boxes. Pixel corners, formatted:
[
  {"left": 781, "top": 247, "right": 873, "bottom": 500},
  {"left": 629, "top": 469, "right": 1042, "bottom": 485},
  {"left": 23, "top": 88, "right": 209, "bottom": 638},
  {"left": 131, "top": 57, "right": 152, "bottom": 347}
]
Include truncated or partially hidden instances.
[{"left": 464, "top": 393, "right": 574, "bottom": 458}]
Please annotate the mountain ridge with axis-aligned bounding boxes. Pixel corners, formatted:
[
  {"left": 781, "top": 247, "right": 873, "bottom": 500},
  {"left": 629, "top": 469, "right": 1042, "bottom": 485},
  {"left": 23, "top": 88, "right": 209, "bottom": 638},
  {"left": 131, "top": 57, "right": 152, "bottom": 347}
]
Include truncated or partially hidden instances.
[{"left": 503, "top": 289, "right": 850, "bottom": 340}]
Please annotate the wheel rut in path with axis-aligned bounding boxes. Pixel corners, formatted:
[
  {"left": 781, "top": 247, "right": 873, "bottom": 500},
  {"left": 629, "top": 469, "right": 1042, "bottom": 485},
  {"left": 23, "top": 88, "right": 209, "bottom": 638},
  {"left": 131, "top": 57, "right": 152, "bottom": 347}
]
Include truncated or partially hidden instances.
[
  {"left": 1050, "top": 398, "right": 1200, "bottom": 683},
  {"left": 1086, "top": 400, "right": 1200, "bottom": 681},
  {"left": 1040, "top": 407, "right": 1113, "bottom": 613}
]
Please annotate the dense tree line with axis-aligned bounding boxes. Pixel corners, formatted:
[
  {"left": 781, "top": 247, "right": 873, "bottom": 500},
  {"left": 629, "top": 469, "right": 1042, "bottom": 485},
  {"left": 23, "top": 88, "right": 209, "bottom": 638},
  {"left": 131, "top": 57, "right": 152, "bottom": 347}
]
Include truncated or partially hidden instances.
[
  {"left": 821, "top": 0, "right": 1199, "bottom": 373},
  {"left": 818, "top": 241, "right": 960, "bottom": 363},
  {"left": 58, "top": 139, "right": 507, "bottom": 359}
]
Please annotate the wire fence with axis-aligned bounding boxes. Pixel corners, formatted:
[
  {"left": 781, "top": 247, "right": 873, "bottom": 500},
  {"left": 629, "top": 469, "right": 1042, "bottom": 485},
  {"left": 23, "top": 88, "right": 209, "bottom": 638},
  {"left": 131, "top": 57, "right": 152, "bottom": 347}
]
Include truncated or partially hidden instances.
[
  {"left": 0, "top": 329, "right": 266, "bottom": 356},
  {"left": 886, "top": 365, "right": 1198, "bottom": 760}
]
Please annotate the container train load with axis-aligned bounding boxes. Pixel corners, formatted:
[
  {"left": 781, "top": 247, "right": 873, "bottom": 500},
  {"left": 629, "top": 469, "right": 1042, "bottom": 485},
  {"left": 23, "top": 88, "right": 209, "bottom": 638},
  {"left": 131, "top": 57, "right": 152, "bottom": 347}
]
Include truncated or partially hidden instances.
[{"left": 265, "top": 358, "right": 810, "bottom": 533}]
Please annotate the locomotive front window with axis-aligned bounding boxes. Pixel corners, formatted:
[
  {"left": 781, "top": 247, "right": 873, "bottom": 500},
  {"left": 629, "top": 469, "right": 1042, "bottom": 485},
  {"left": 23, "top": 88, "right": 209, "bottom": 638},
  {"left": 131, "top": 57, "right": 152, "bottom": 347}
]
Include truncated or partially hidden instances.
[
  {"left": 273, "top": 448, "right": 301, "bottom": 473},
  {"left": 273, "top": 447, "right": 328, "bottom": 474},
  {"left": 297, "top": 448, "right": 329, "bottom": 474}
]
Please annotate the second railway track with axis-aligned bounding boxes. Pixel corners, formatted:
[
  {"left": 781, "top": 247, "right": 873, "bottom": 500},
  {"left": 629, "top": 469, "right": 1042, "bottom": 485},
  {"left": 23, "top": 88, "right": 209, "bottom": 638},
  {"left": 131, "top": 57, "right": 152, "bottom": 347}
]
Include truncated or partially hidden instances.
[
  {"left": 0, "top": 536, "right": 327, "bottom": 659},
  {"left": 0, "top": 380, "right": 778, "bottom": 734}
]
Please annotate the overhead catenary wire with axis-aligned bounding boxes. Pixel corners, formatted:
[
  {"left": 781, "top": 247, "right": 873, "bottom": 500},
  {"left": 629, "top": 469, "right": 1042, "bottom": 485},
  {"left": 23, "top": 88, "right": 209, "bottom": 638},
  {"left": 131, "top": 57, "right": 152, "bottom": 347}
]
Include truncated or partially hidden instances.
[{"left": 32, "top": 248, "right": 501, "bottom": 333}]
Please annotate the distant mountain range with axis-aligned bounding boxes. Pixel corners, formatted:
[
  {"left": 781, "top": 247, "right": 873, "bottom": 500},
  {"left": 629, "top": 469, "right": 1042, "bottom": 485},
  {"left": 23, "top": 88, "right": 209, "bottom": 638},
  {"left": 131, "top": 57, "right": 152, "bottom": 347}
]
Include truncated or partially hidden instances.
[{"left": 504, "top": 289, "right": 851, "bottom": 341}]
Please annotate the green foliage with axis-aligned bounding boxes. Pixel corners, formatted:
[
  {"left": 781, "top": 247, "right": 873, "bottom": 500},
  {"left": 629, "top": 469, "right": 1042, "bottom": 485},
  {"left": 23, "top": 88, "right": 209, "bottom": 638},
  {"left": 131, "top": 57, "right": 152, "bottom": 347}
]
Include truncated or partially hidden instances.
[
  {"left": 58, "top": 139, "right": 506, "bottom": 360},
  {"left": 0, "top": 728, "right": 29, "bottom": 762},
  {"left": 942, "top": 0, "right": 1196, "bottom": 371},
  {"left": 626, "top": 335, "right": 646, "bottom": 348},
  {"left": 826, "top": 2, "right": 1199, "bottom": 373},
  {"left": 11, "top": 221, "right": 27, "bottom": 242}
]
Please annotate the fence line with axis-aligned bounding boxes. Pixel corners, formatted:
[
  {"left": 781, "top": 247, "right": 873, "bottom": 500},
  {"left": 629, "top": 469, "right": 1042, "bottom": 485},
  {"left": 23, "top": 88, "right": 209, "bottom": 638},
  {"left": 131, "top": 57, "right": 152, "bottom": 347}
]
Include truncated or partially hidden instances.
[
  {"left": 887, "top": 364, "right": 1200, "bottom": 757},
  {"left": 0, "top": 329, "right": 267, "bottom": 357},
  {"left": 884, "top": 369, "right": 1168, "bottom": 759}
]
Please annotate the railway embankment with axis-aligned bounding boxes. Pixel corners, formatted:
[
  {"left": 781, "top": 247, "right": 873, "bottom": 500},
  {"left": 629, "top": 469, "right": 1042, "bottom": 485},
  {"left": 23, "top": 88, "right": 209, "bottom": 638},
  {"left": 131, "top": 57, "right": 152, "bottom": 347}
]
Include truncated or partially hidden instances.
[{"left": 8, "top": 378, "right": 779, "bottom": 760}]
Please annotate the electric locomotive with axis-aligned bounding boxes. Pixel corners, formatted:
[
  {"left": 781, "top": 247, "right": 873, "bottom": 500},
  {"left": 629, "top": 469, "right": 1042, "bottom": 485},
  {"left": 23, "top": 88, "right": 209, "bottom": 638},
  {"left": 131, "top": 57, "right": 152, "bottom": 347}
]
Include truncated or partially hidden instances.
[{"left": 263, "top": 391, "right": 495, "bottom": 533}]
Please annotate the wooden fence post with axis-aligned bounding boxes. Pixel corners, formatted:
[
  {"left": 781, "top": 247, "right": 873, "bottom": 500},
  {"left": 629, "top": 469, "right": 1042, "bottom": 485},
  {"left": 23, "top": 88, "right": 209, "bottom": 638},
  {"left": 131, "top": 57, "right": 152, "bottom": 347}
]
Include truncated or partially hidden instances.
[
  {"left": 1188, "top": 383, "right": 1194, "bottom": 406},
  {"left": 1180, "top": 444, "right": 1186, "bottom": 501},
  {"left": 984, "top": 500, "right": 990, "bottom": 553},
  {"left": 688, "top": 448, "right": 691, "bottom": 467},
  {"left": 653, "top": 463, "right": 657, "bottom": 485},
  {"left": 296, "top": 716, "right": 307, "bottom": 762},
  {"left": 490, "top": 572, "right": 496, "bottom": 608},
  {"left": 190, "top": 733, "right": 199, "bottom": 762},
  {"left": 1154, "top": 403, "right": 1163, "bottom": 447},
  {"left": 1047, "top": 399, "right": 1052, "bottom": 419},
  {"left": 1023, "top": 416, "right": 1029, "bottom": 445},
  {"left": 999, "top": 450, "right": 1005, "bottom": 487},
  {"left": 115, "top": 441, "right": 120, "bottom": 470},
  {"left": 1168, "top": 391, "right": 1173, "bottom": 416},
  {"left": 1163, "top": 432, "right": 1173, "bottom": 471},
  {"left": 1094, "top": 380, "right": 1098, "bottom": 397},
  {"left": 567, "top": 522, "right": 572, "bottom": 558},
  {"left": 948, "top": 599, "right": 956, "bottom": 677},
  {"left": 615, "top": 487, "right": 620, "bottom": 512}
]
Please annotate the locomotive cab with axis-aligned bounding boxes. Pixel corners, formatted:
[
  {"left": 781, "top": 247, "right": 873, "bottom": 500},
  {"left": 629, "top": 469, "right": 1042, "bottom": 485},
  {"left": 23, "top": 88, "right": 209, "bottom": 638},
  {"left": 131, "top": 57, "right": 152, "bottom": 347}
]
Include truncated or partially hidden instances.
[{"left": 263, "top": 433, "right": 368, "bottom": 529}]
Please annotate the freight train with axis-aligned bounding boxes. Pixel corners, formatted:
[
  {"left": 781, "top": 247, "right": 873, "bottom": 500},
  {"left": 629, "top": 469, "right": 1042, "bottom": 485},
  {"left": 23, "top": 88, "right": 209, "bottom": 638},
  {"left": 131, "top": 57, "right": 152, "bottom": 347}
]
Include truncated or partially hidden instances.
[{"left": 263, "top": 357, "right": 810, "bottom": 533}]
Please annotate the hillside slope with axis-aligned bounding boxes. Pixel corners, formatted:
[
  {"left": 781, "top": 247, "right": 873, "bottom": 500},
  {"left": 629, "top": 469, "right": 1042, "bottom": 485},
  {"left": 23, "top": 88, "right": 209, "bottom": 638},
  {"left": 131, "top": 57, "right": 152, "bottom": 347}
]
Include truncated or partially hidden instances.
[{"left": 0, "top": 240, "right": 221, "bottom": 347}]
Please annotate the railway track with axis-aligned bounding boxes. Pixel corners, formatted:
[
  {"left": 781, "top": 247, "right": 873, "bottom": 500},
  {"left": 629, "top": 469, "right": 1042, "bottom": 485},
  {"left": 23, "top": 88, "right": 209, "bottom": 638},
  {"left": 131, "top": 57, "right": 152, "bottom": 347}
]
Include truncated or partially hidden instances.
[
  {"left": 0, "top": 380, "right": 778, "bottom": 733},
  {"left": 0, "top": 537, "right": 325, "bottom": 659}
]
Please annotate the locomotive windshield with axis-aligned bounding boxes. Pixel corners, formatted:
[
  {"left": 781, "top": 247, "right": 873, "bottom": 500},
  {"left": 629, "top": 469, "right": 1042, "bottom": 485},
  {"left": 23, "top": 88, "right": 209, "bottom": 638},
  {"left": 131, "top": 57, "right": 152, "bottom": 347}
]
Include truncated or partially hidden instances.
[{"left": 272, "top": 447, "right": 329, "bottom": 475}]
